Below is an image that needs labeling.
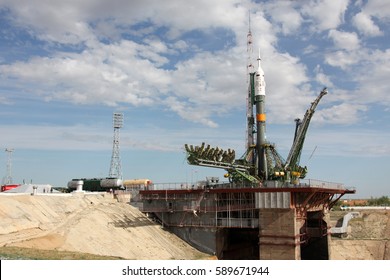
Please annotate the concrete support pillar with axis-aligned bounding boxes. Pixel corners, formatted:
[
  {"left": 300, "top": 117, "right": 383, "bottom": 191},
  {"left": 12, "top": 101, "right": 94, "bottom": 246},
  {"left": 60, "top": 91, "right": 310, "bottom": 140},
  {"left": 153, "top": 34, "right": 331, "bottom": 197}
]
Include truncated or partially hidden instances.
[
  {"left": 324, "top": 211, "right": 332, "bottom": 259},
  {"left": 259, "top": 208, "right": 301, "bottom": 260}
]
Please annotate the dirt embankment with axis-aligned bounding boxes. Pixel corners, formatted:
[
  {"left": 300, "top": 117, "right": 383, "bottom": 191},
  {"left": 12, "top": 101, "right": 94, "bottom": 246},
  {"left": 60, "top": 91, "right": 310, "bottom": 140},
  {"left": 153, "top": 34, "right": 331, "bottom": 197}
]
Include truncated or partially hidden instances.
[
  {"left": 0, "top": 193, "right": 209, "bottom": 260},
  {"left": 330, "top": 210, "right": 390, "bottom": 260}
]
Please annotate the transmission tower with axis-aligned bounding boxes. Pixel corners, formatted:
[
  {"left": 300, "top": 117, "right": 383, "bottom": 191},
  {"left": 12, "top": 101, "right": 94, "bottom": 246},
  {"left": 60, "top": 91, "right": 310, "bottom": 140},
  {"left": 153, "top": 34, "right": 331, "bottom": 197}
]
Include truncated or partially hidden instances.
[
  {"left": 109, "top": 113, "right": 123, "bottom": 179},
  {"left": 2, "top": 148, "right": 14, "bottom": 185}
]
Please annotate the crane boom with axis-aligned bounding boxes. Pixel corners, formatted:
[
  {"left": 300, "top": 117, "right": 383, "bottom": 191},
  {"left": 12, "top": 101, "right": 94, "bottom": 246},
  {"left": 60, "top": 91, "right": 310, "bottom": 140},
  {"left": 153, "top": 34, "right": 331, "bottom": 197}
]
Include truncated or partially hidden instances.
[{"left": 284, "top": 88, "right": 328, "bottom": 173}]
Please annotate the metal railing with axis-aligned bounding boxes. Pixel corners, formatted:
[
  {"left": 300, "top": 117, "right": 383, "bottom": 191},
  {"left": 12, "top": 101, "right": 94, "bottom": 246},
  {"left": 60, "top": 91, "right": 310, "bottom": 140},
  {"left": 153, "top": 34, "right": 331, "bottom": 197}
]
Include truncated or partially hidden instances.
[
  {"left": 141, "top": 178, "right": 352, "bottom": 191},
  {"left": 298, "top": 179, "right": 345, "bottom": 189}
]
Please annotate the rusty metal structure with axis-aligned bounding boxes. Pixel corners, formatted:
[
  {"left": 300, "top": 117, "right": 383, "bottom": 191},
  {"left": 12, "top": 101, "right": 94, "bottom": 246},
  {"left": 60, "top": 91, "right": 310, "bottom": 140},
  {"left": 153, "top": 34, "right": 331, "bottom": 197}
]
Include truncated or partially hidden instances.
[{"left": 139, "top": 178, "right": 353, "bottom": 259}]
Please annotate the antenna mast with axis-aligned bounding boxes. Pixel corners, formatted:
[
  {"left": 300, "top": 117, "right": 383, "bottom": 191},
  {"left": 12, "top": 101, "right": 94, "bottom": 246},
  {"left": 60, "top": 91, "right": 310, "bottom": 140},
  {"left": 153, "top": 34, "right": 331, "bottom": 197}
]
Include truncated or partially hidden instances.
[{"left": 109, "top": 112, "right": 123, "bottom": 179}]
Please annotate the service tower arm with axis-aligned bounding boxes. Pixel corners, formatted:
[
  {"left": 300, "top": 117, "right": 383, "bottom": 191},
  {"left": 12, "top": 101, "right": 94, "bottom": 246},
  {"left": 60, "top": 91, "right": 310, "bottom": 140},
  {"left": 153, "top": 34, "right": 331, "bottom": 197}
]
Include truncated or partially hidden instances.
[{"left": 284, "top": 88, "right": 328, "bottom": 177}]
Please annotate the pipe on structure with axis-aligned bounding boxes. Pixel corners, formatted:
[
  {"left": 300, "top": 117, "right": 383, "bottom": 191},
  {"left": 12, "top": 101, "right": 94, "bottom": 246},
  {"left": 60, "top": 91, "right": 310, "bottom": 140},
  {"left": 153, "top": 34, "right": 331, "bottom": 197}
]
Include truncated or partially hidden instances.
[{"left": 255, "top": 49, "right": 267, "bottom": 179}]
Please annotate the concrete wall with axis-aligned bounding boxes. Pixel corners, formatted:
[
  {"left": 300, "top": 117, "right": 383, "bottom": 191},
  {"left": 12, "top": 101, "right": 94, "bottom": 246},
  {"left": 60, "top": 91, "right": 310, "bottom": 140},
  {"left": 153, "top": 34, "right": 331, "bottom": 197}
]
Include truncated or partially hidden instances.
[{"left": 259, "top": 208, "right": 301, "bottom": 260}]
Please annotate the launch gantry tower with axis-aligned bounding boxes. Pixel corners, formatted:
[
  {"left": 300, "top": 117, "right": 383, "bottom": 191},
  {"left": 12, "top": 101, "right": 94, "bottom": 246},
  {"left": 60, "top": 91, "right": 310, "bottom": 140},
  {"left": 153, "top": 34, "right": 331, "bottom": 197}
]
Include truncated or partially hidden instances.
[
  {"left": 184, "top": 17, "right": 328, "bottom": 185},
  {"left": 246, "top": 12, "right": 255, "bottom": 155}
]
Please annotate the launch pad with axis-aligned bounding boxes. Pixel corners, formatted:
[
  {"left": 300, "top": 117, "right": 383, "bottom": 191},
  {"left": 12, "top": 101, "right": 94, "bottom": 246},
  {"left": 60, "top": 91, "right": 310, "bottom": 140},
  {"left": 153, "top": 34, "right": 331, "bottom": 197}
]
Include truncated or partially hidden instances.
[
  {"left": 140, "top": 179, "right": 354, "bottom": 259},
  {"left": 139, "top": 19, "right": 355, "bottom": 259}
]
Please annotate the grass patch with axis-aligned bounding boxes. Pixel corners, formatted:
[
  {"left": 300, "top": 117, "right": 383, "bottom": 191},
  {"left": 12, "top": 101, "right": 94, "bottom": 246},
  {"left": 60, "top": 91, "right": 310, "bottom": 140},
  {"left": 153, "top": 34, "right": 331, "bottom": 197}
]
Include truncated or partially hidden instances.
[{"left": 0, "top": 246, "right": 124, "bottom": 260}]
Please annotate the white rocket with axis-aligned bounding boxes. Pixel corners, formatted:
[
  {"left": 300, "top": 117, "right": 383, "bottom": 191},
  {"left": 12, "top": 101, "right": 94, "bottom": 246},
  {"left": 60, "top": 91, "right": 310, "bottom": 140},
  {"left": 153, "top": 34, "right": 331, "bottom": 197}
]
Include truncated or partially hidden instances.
[
  {"left": 255, "top": 49, "right": 266, "bottom": 96},
  {"left": 255, "top": 48, "right": 267, "bottom": 179}
]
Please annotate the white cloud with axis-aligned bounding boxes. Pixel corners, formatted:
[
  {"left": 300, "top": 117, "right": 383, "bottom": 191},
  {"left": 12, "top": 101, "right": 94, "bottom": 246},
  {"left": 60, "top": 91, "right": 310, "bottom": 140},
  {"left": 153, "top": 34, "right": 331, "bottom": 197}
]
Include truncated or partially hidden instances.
[
  {"left": 306, "top": 128, "right": 390, "bottom": 157},
  {"left": 1, "top": 0, "right": 249, "bottom": 44},
  {"left": 320, "top": 45, "right": 390, "bottom": 138},
  {"left": 0, "top": 124, "right": 110, "bottom": 151},
  {"left": 363, "top": 0, "right": 390, "bottom": 21},
  {"left": 0, "top": 0, "right": 255, "bottom": 129},
  {"left": 301, "top": 0, "right": 349, "bottom": 32},
  {"left": 328, "top": 29, "right": 360, "bottom": 51},
  {"left": 262, "top": 51, "right": 315, "bottom": 124},
  {"left": 314, "top": 65, "right": 333, "bottom": 87},
  {"left": 264, "top": 1, "right": 303, "bottom": 35},
  {"left": 0, "top": 0, "right": 279, "bottom": 129},
  {"left": 315, "top": 103, "right": 368, "bottom": 125},
  {"left": 0, "top": 96, "right": 13, "bottom": 105},
  {"left": 323, "top": 28, "right": 363, "bottom": 78},
  {"left": 352, "top": 12, "right": 383, "bottom": 37},
  {"left": 353, "top": 49, "right": 390, "bottom": 106},
  {"left": 325, "top": 50, "right": 360, "bottom": 70},
  {"left": 171, "top": 40, "right": 190, "bottom": 52},
  {"left": 0, "top": 39, "right": 171, "bottom": 106},
  {"left": 0, "top": 0, "right": 387, "bottom": 132},
  {"left": 303, "top": 45, "right": 318, "bottom": 55},
  {"left": 3, "top": 0, "right": 96, "bottom": 45}
]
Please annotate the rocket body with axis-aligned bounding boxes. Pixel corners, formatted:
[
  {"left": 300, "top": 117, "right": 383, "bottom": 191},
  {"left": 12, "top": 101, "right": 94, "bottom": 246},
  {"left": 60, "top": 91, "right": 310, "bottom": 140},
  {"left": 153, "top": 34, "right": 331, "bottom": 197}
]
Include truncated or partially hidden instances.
[{"left": 255, "top": 51, "right": 267, "bottom": 179}]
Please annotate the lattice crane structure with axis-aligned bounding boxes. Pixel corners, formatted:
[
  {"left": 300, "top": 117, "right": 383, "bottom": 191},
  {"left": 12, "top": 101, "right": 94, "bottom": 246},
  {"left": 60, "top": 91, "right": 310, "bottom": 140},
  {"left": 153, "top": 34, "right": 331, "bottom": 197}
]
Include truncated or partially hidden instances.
[
  {"left": 109, "top": 112, "right": 123, "bottom": 180},
  {"left": 2, "top": 148, "right": 14, "bottom": 185}
]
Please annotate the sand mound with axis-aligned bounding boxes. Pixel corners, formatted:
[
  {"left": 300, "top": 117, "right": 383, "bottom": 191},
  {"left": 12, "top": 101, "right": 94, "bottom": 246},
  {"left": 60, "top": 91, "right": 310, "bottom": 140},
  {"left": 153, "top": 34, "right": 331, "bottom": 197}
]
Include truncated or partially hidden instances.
[{"left": 0, "top": 193, "right": 208, "bottom": 260}]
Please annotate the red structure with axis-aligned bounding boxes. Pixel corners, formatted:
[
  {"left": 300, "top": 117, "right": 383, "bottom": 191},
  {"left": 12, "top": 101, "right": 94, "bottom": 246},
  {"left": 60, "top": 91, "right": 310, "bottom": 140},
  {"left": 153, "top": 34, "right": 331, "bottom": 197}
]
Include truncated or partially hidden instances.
[
  {"left": 140, "top": 180, "right": 355, "bottom": 259},
  {"left": 1, "top": 184, "right": 20, "bottom": 192}
]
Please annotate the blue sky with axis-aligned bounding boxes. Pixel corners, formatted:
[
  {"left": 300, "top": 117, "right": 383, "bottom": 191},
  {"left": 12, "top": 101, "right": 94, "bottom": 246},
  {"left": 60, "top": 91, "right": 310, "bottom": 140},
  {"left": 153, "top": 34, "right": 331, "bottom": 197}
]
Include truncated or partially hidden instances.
[{"left": 0, "top": 0, "right": 389, "bottom": 198}]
